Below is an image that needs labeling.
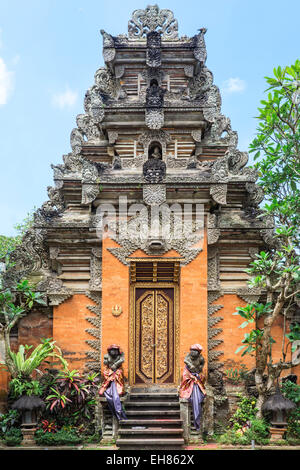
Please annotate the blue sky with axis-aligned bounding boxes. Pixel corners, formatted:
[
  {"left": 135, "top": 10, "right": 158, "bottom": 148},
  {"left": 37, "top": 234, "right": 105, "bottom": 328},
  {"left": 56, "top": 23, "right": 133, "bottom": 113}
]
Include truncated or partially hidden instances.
[{"left": 0, "top": 0, "right": 299, "bottom": 236}]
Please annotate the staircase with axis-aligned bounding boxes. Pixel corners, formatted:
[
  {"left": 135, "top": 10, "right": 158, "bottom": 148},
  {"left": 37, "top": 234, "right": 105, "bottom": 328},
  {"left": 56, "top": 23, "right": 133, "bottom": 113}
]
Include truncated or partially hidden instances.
[{"left": 116, "top": 387, "right": 184, "bottom": 450}]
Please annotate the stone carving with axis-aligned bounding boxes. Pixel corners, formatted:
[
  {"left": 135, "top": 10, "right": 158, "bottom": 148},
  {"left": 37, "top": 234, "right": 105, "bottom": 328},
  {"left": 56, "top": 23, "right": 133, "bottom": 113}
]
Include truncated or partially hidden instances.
[
  {"left": 138, "top": 129, "right": 172, "bottom": 160},
  {"left": 188, "top": 67, "right": 213, "bottom": 101},
  {"left": 207, "top": 246, "right": 221, "bottom": 291},
  {"left": 82, "top": 160, "right": 99, "bottom": 183},
  {"left": 44, "top": 276, "right": 73, "bottom": 306},
  {"left": 143, "top": 146, "right": 166, "bottom": 183},
  {"left": 146, "top": 79, "right": 165, "bottom": 108},
  {"left": 207, "top": 214, "right": 220, "bottom": 246},
  {"left": 70, "top": 128, "right": 85, "bottom": 155},
  {"left": 191, "top": 129, "right": 203, "bottom": 143},
  {"left": 100, "top": 30, "right": 116, "bottom": 64},
  {"left": 142, "top": 67, "right": 165, "bottom": 88},
  {"left": 193, "top": 28, "right": 207, "bottom": 66},
  {"left": 227, "top": 148, "right": 249, "bottom": 174},
  {"left": 207, "top": 291, "right": 224, "bottom": 367},
  {"left": 89, "top": 248, "right": 102, "bottom": 291},
  {"left": 94, "top": 68, "right": 116, "bottom": 98},
  {"left": 108, "top": 206, "right": 204, "bottom": 266},
  {"left": 107, "top": 131, "right": 118, "bottom": 144},
  {"left": 146, "top": 31, "right": 161, "bottom": 67},
  {"left": 210, "top": 184, "right": 227, "bottom": 206},
  {"left": 128, "top": 5, "right": 178, "bottom": 40},
  {"left": 203, "top": 113, "right": 238, "bottom": 148},
  {"left": 103, "top": 346, "right": 125, "bottom": 371},
  {"left": 145, "top": 108, "right": 164, "bottom": 129},
  {"left": 85, "top": 291, "right": 102, "bottom": 371},
  {"left": 143, "top": 184, "right": 166, "bottom": 206},
  {"left": 184, "top": 65, "right": 194, "bottom": 78},
  {"left": 245, "top": 182, "right": 265, "bottom": 206},
  {"left": 82, "top": 184, "right": 99, "bottom": 205},
  {"left": 237, "top": 287, "right": 261, "bottom": 304},
  {"left": 184, "top": 346, "right": 205, "bottom": 374}
]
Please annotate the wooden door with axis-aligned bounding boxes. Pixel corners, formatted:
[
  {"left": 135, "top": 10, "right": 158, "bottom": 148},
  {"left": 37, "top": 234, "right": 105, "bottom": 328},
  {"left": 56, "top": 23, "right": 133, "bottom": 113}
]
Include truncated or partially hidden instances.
[{"left": 134, "top": 287, "right": 175, "bottom": 384}]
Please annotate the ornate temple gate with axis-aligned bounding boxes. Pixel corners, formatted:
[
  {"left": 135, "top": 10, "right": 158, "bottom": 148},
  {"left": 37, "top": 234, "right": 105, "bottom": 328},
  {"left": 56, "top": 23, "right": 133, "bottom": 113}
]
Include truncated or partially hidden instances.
[{"left": 129, "top": 260, "right": 180, "bottom": 386}]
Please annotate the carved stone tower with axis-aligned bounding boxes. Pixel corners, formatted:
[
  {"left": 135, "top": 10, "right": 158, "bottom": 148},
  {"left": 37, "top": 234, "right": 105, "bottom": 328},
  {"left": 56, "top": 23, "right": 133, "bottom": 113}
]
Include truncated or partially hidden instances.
[{"left": 2, "top": 5, "right": 278, "bottom": 434}]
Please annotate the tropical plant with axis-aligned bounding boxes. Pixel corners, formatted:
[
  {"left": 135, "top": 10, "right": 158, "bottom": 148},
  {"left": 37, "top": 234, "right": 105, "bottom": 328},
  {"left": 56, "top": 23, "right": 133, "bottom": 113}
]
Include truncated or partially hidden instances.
[
  {"left": 35, "top": 428, "right": 82, "bottom": 446},
  {"left": 3, "top": 427, "right": 23, "bottom": 446},
  {"left": 0, "top": 409, "right": 20, "bottom": 436},
  {"left": 41, "top": 419, "right": 57, "bottom": 433},
  {"left": 9, "top": 378, "right": 44, "bottom": 399},
  {"left": 224, "top": 363, "right": 250, "bottom": 383},
  {"left": 235, "top": 61, "right": 300, "bottom": 417},
  {"left": 46, "top": 387, "right": 72, "bottom": 412},
  {"left": 7, "top": 338, "right": 67, "bottom": 380},
  {"left": 0, "top": 210, "right": 35, "bottom": 269},
  {"left": 0, "top": 280, "right": 49, "bottom": 377},
  {"left": 281, "top": 380, "right": 300, "bottom": 438}
]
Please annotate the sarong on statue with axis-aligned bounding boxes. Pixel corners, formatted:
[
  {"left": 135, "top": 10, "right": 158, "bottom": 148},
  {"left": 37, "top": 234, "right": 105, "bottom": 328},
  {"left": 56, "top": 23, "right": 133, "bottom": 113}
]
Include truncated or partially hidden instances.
[
  {"left": 99, "top": 366, "right": 127, "bottom": 421},
  {"left": 179, "top": 366, "right": 206, "bottom": 431}
]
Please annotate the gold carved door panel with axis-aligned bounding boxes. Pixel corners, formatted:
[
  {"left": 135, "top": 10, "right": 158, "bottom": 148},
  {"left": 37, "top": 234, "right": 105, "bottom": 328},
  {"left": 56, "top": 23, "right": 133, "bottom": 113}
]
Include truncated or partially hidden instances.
[{"left": 134, "top": 288, "right": 174, "bottom": 384}]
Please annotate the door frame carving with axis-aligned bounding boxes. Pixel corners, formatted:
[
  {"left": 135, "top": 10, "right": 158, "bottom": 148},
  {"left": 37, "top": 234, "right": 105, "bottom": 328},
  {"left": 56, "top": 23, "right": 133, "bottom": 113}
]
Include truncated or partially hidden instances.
[{"left": 129, "top": 281, "right": 180, "bottom": 386}]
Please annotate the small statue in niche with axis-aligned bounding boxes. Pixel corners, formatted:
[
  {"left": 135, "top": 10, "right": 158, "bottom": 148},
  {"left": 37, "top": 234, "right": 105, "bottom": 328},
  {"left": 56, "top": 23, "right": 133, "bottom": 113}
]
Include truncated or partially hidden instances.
[
  {"left": 99, "top": 344, "right": 127, "bottom": 421},
  {"left": 146, "top": 79, "right": 165, "bottom": 108},
  {"left": 143, "top": 144, "right": 166, "bottom": 183},
  {"left": 179, "top": 344, "right": 206, "bottom": 431}
]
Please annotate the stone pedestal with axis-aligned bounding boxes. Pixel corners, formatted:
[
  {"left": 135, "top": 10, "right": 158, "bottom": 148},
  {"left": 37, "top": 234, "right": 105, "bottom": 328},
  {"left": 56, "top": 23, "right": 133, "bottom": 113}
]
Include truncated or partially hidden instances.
[
  {"left": 180, "top": 386, "right": 214, "bottom": 444},
  {"left": 98, "top": 395, "right": 127, "bottom": 444},
  {"left": 269, "top": 427, "right": 287, "bottom": 440},
  {"left": 21, "top": 426, "right": 37, "bottom": 446}
]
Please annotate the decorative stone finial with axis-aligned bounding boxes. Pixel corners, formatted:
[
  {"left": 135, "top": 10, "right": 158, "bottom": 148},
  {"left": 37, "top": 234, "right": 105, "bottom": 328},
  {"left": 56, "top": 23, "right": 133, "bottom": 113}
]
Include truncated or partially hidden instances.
[{"left": 128, "top": 5, "right": 178, "bottom": 40}]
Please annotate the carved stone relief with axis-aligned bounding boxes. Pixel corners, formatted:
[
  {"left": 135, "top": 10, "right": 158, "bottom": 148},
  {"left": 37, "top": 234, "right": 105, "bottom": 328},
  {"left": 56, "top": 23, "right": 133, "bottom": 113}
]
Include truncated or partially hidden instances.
[{"left": 128, "top": 5, "right": 178, "bottom": 40}]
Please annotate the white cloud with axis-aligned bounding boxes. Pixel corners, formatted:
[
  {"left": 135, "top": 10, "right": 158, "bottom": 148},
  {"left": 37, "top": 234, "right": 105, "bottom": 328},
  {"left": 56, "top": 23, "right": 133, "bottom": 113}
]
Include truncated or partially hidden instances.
[
  {"left": 0, "top": 57, "right": 14, "bottom": 105},
  {"left": 222, "top": 77, "right": 246, "bottom": 94},
  {"left": 52, "top": 87, "right": 78, "bottom": 109}
]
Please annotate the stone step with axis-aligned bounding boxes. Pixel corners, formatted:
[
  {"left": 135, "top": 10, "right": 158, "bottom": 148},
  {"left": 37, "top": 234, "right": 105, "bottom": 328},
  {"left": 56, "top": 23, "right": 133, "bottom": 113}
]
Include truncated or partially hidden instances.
[
  {"left": 119, "top": 419, "right": 183, "bottom": 427},
  {"left": 125, "top": 409, "right": 180, "bottom": 416},
  {"left": 128, "top": 396, "right": 179, "bottom": 402},
  {"left": 130, "top": 387, "right": 178, "bottom": 394},
  {"left": 119, "top": 428, "right": 183, "bottom": 435},
  {"left": 125, "top": 401, "right": 180, "bottom": 407},
  {"left": 116, "top": 438, "right": 184, "bottom": 449}
]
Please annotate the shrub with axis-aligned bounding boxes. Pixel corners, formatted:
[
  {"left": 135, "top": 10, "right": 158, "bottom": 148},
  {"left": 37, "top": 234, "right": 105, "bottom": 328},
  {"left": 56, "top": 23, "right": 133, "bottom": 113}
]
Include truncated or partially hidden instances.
[
  {"left": 281, "top": 380, "right": 300, "bottom": 439},
  {"left": 3, "top": 427, "right": 23, "bottom": 446},
  {"left": 230, "top": 394, "right": 258, "bottom": 429},
  {"left": 0, "top": 409, "right": 21, "bottom": 436},
  {"left": 35, "top": 429, "right": 83, "bottom": 446}
]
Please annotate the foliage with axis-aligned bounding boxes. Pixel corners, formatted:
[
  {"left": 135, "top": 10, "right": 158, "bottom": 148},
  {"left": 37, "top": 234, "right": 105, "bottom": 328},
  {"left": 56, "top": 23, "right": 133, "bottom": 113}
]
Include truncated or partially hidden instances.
[
  {"left": 219, "top": 394, "right": 269, "bottom": 445},
  {"left": 224, "top": 363, "right": 250, "bottom": 383},
  {"left": 0, "top": 210, "right": 35, "bottom": 266},
  {"left": 9, "top": 378, "right": 44, "bottom": 399},
  {"left": 0, "top": 409, "right": 20, "bottom": 436},
  {"left": 281, "top": 380, "right": 300, "bottom": 438},
  {"left": 249, "top": 61, "right": 300, "bottom": 232},
  {"left": 35, "top": 428, "right": 82, "bottom": 446},
  {"left": 234, "top": 60, "right": 300, "bottom": 417},
  {"left": 2, "top": 427, "right": 23, "bottom": 446},
  {"left": 41, "top": 420, "right": 57, "bottom": 433},
  {"left": 229, "top": 394, "right": 258, "bottom": 429},
  {"left": 7, "top": 338, "right": 67, "bottom": 380},
  {"left": 0, "top": 280, "right": 51, "bottom": 379},
  {"left": 40, "top": 368, "right": 99, "bottom": 436}
]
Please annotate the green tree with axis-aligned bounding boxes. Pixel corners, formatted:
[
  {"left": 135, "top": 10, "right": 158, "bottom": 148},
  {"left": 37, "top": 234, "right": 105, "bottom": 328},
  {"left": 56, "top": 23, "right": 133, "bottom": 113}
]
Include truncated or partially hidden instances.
[
  {"left": 235, "top": 60, "right": 300, "bottom": 417},
  {"left": 0, "top": 280, "right": 48, "bottom": 377},
  {"left": 0, "top": 210, "right": 35, "bottom": 270}
]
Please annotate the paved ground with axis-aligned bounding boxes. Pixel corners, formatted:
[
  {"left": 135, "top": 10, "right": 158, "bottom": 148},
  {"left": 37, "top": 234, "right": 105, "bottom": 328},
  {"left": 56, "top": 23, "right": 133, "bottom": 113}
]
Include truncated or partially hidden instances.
[{"left": 1, "top": 443, "right": 300, "bottom": 450}]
